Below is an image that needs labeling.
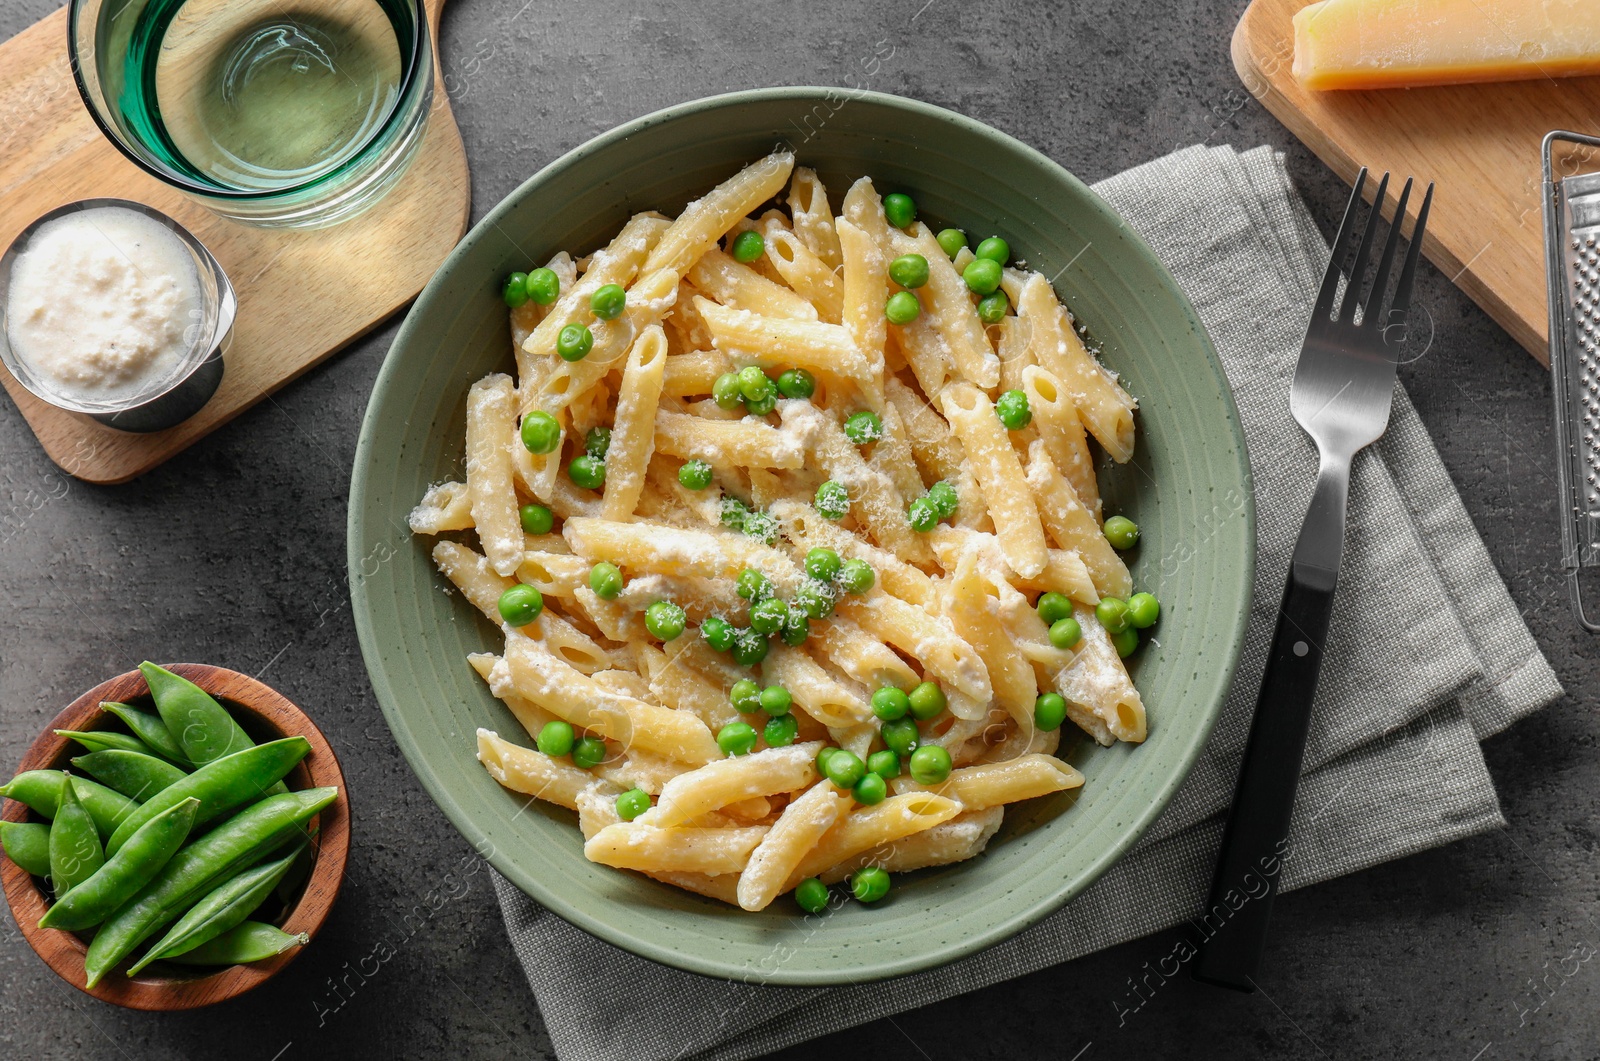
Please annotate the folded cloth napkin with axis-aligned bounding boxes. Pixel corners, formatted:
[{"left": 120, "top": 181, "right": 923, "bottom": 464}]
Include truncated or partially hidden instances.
[{"left": 490, "top": 144, "right": 1564, "bottom": 1061}]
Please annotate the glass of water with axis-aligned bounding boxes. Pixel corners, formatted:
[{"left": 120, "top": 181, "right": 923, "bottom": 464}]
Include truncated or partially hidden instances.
[{"left": 68, "top": 0, "right": 434, "bottom": 228}]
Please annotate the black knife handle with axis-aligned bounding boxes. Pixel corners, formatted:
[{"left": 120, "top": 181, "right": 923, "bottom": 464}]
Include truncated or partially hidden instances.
[{"left": 1192, "top": 561, "right": 1337, "bottom": 991}]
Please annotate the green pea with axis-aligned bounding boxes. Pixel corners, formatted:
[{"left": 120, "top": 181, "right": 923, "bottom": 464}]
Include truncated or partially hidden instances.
[
  {"left": 975, "top": 236, "right": 1010, "bottom": 265},
  {"left": 1034, "top": 693, "right": 1067, "bottom": 731},
  {"left": 50, "top": 772, "right": 105, "bottom": 894},
  {"left": 520, "top": 411, "right": 561, "bottom": 454},
  {"left": 909, "top": 744, "right": 953, "bottom": 785},
  {"left": 519, "top": 503, "right": 554, "bottom": 535},
  {"left": 589, "top": 561, "right": 624, "bottom": 600},
  {"left": 908, "top": 495, "right": 939, "bottom": 532},
  {"left": 1112, "top": 627, "right": 1140, "bottom": 658},
  {"left": 776, "top": 369, "right": 815, "bottom": 400},
  {"left": 712, "top": 372, "right": 745, "bottom": 410},
  {"left": 749, "top": 597, "right": 789, "bottom": 636},
  {"left": 815, "top": 746, "right": 839, "bottom": 777},
  {"left": 701, "top": 616, "right": 735, "bottom": 652},
  {"left": 678, "top": 459, "right": 714, "bottom": 490},
  {"left": 1096, "top": 597, "right": 1130, "bottom": 634},
  {"left": 795, "top": 579, "right": 837, "bottom": 620},
  {"left": 1104, "top": 515, "right": 1140, "bottom": 550},
  {"left": 995, "top": 389, "right": 1031, "bottom": 430},
  {"left": 720, "top": 496, "right": 751, "bottom": 530},
  {"left": 1037, "top": 592, "right": 1074, "bottom": 626},
  {"left": 888, "top": 254, "right": 930, "bottom": 289},
  {"left": 585, "top": 426, "right": 611, "bottom": 459},
  {"left": 731, "top": 627, "right": 770, "bottom": 666},
  {"left": 743, "top": 510, "right": 780, "bottom": 545},
  {"left": 844, "top": 410, "right": 883, "bottom": 444},
  {"left": 645, "top": 600, "right": 686, "bottom": 641},
  {"left": 866, "top": 749, "right": 900, "bottom": 780},
  {"left": 883, "top": 193, "right": 916, "bottom": 229},
  {"left": 616, "top": 788, "right": 651, "bottom": 821},
  {"left": 805, "top": 547, "right": 842, "bottom": 583},
  {"left": 736, "top": 567, "right": 773, "bottom": 601},
  {"left": 963, "top": 258, "right": 1002, "bottom": 295},
  {"left": 1049, "top": 616, "right": 1083, "bottom": 649},
  {"left": 871, "top": 686, "right": 910, "bottom": 721},
  {"left": 745, "top": 392, "right": 778, "bottom": 417},
  {"left": 795, "top": 877, "right": 829, "bottom": 913},
  {"left": 837, "top": 558, "right": 875, "bottom": 595},
  {"left": 977, "top": 290, "right": 1010, "bottom": 324},
  {"left": 853, "top": 772, "right": 887, "bottom": 805},
  {"left": 556, "top": 322, "right": 594, "bottom": 361},
  {"left": 498, "top": 584, "right": 545, "bottom": 627},
  {"left": 781, "top": 608, "right": 811, "bottom": 647},
  {"left": 814, "top": 480, "right": 851, "bottom": 520},
  {"left": 851, "top": 866, "right": 891, "bottom": 903},
  {"left": 737, "top": 365, "right": 773, "bottom": 402},
  {"left": 537, "top": 720, "right": 575, "bottom": 757},
  {"left": 732, "top": 681, "right": 764, "bottom": 713},
  {"left": 1127, "top": 592, "right": 1160, "bottom": 629},
  {"left": 926, "top": 480, "right": 959, "bottom": 519},
  {"left": 502, "top": 272, "right": 529, "bottom": 308},
  {"left": 823, "top": 749, "right": 866, "bottom": 789},
  {"left": 590, "top": 283, "right": 627, "bottom": 321},
  {"left": 881, "top": 717, "right": 920, "bottom": 757},
  {"left": 884, "top": 291, "right": 921, "bottom": 325},
  {"left": 760, "top": 685, "right": 792, "bottom": 716},
  {"left": 908, "top": 681, "right": 946, "bottom": 720},
  {"left": 732, "top": 229, "right": 765, "bottom": 263},
  {"left": 572, "top": 736, "right": 608, "bottom": 769},
  {"left": 717, "top": 722, "right": 758, "bottom": 757},
  {"left": 525, "top": 267, "right": 560, "bottom": 305},
  {"left": 764, "top": 714, "right": 799, "bottom": 748},
  {"left": 936, "top": 228, "right": 968, "bottom": 258},
  {"left": 567, "top": 454, "right": 606, "bottom": 490}
]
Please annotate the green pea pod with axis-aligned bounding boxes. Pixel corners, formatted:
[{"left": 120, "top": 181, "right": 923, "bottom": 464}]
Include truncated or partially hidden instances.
[
  {"left": 84, "top": 786, "right": 337, "bottom": 987},
  {"left": 40, "top": 797, "right": 200, "bottom": 932},
  {"left": 0, "top": 822, "right": 53, "bottom": 878},
  {"left": 104, "top": 737, "right": 311, "bottom": 857},
  {"left": 71, "top": 750, "right": 188, "bottom": 803},
  {"left": 163, "top": 921, "right": 308, "bottom": 966},
  {"left": 99, "top": 702, "right": 192, "bottom": 767},
  {"left": 55, "top": 730, "right": 158, "bottom": 759},
  {"left": 139, "top": 662, "right": 254, "bottom": 766},
  {"left": 0, "top": 771, "right": 139, "bottom": 840},
  {"left": 128, "top": 846, "right": 302, "bottom": 973},
  {"left": 48, "top": 772, "right": 104, "bottom": 894}
]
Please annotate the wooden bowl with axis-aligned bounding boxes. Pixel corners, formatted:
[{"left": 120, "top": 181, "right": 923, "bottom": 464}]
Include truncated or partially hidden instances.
[{"left": 0, "top": 664, "right": 350, "bottom": 1009}]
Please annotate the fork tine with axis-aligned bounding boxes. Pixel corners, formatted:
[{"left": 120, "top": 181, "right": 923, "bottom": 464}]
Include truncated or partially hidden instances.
[
  {"left": 1360, "top": 176, "right": 1414, "bottom": 325},
  {"left": 1387, "top": 181, "right": 1435, "bottom": 320},
  {"left": 1339, "top": 171, "right": 1390, "bottom": 324},
  {"left": 1310, "top": 167, "right": 1368, "bottom": 322}
]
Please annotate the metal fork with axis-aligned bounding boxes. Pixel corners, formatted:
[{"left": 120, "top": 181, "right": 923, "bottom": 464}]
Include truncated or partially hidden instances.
[{"left": 1192, "top": 170, "right": 1434, "bottom": 991}]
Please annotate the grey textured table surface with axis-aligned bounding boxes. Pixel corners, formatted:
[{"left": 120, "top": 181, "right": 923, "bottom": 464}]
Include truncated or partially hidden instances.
[{"left": 1, "top": 2, "right": 1594, "bottom": 1058}]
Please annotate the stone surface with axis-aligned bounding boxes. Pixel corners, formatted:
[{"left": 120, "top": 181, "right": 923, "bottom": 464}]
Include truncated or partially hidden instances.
[{"left": 0, "top": 1, "right": 1592, "bottom": 1058}]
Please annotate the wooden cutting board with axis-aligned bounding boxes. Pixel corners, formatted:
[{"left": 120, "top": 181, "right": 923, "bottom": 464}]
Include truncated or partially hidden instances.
[
  {"left": 0, "top": 0, "right": 469, "bottom": 483},
  {"left": 1233, "top": 0, "right": 1600, "bottom": 366}
]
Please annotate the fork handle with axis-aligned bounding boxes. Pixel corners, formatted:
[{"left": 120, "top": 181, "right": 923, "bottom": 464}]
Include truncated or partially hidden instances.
[{"left": 1192, "top": 463, "right": 1346, "bottom": 991}]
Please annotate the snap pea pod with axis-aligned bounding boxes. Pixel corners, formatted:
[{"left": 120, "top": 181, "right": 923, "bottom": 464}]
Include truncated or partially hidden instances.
[
  {"left": 85, "top": 786, "right": 337, "bottom": 987},
  {"left": 0, "top": 822, "right": 52, "bottom": 878},
  {"left": 128, "top": 846, "right": 302, "bottom": 973},
  {"left": 55, "top": 729, "right": 158, "bottom": 758},
  {"left": 104, "top": 737, "right": 311, "bottom": 856},
  {"left": 164, "top": 921, "right": 308, "bottom": 966},
  {"left": 0, "top": 771, "right": 138, "bottom": 840},
  {"left": 40, "top": 797, "right": 200, "bottom": 932},
  {"left": 49, "top": 772, "right": 104, "bottom": 894},
  {"left": 139, "top": 662, "right": 254, "bottom": 765},
  {"left": 100, "top": 702, "right": 191, "bottom": 767},
  {"left": 71, "top": 750, "right": 188, "bottom": 803}
]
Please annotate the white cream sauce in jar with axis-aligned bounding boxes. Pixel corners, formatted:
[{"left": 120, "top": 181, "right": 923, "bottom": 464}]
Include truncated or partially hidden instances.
[{"left": 5, "top": 206, "right": 204, "bottom": 407}]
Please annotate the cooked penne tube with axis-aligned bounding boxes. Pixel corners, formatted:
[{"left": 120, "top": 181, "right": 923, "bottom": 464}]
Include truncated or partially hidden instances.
[
  {"left": 465, "top": 374, "right": 523, "bottom": 577},
  {"left": 772, "top": 500, "right": 936, "bottom": 608},
  {"left": 687, "top": 249, "right": 818, "bottom": 321},
  {"left": 756, "top": 216, "right": 844, "bottom": 323},
  {"left": 836, "top": 216, "right": 888, "bottom": 402},
  {"left": 652, "top": 407, "right": 807, "bottom": 470},
  {"left": 695, "top": 298, "right": 870, "bottom": 384},
  {"left": 1021, "top": 363, "right": 1101, "bottom": 520},
  {"left": 806, "top": 615, "right": 921, "bottom": 692},
  {"left": 940, "top": 382, "right": 1048, "bottom": 579},
  {"left": 928, "top": 527, "right": 1099, "bottom": 604},
  {"left": 784, "top": 793, "right": 961, "bottom": 889},
  {"left": 787, "top": 167, "right": 843, "bottom": 272},
  {"left": 911, "top": 755, "right": 1084, "bottom": 810},
  {"left": 563, "top": 517, "right": 804, "bottom": 589},
  {"left": 1023, "top": 441, "right": 1132, "bottom": 598},
  {"left": 946, "top": 550, "right": 1038, "bottom": 731},
  {"left": 515, "top": 551, "right": 590, "bottom": 601},
  {"left": 641, "top": 151, "right": 795, "bottom": 281},
  {"left": 1055, "top": 604, "right": 1147, "bottom": 743},
  {"left": 889, "top": 224, "right": 1000, "bottom": 389},
  {"left": 737, "top": 782, "right": 853, "bottom": 911},
  {"left": 760, "top": 645, "right": 873, "bottom": 728},
  {"left": 584, "top": 822, "right": 769, "bottom": 875},
  {"left": 478, "top": 729, "right": 616, "bottom": 811},
  {"left": 661, "top": 347, "right": 735, "bottom": 398},
  {"left": 409, "top": 480, "right": 474, "bottom": 534},
  {"left": 641, "top": 743, "right": 821, "bottom": 829},
  {"left": 837, "top": 593, "right": 992, "bottom": 710},
  {"left": 601, "top": 325, "right": 669, "bottom": 520},
  {"left": 819, "top": 807, "right": 1004, "bottom": 883}
]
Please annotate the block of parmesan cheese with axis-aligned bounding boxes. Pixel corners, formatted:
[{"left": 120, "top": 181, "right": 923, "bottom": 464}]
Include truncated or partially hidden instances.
[{"left": 1292, "top": 0, "right": 1600, "bottom": 90}]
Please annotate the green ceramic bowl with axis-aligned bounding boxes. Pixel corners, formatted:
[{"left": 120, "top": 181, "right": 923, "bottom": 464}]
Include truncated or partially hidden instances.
[{"left": 349, "top": 87, "right": 1253, "bottom": 985}]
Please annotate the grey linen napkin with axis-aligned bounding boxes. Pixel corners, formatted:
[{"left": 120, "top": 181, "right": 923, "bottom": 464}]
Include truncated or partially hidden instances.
[{"left": 489, "top": 144, "right": 1564, "bottom": 1061}]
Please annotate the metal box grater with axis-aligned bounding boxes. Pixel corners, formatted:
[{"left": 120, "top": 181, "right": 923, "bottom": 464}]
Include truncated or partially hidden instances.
[{"left": 1543, "top": 131, "right": 1600, "bottom": 630}]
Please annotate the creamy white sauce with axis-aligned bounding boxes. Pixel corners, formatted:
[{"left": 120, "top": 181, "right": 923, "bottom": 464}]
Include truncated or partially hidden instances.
[{"left": 5, "top": 207, "right": 203, "bottom": 406}]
